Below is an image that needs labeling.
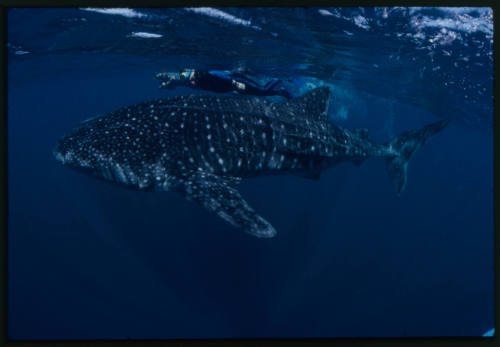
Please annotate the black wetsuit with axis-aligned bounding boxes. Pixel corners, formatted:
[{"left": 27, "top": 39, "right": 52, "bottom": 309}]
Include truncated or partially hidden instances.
[{"left": 161, "top": 70, "right": 294, "bottom": 99}]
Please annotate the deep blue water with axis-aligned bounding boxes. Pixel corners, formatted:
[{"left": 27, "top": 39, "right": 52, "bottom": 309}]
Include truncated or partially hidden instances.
[{"left": 7, "top": 7, "right": 493, "bottom": 339}]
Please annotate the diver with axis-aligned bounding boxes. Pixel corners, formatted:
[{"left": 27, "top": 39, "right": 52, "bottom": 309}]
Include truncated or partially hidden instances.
[{"left": 154, "top": 69, "right": 295, "bottom": 99}]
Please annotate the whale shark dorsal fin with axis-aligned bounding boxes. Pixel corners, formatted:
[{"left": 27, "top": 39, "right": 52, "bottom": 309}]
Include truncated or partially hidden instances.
[
  {"left": 290, "top": 87, "right": 331, "bottom": 123},
  {"left": 179, "top": 171, "right": 277, "bottom": 238}
]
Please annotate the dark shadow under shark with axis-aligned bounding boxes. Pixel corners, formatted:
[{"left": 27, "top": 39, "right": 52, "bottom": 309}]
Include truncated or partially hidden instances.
[{"left": 54, "top": 87, "right": 450, "bottom": 238}]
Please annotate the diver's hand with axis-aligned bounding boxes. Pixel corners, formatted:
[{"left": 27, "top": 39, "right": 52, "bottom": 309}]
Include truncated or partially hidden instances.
[
  {"left": 159, "top": 80, "right": 177, "bottom": 90},
  {"left": 159, "top": 81, "right": 172, "bottom": 89}
]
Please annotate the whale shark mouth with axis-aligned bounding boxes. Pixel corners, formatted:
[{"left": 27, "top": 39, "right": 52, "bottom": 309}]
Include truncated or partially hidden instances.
[
  {"left": 53, "top": 146, "right": 90, "bottom": 167},
  {"left": 53, "top": 148, "right": 65, "bottom": 163},
  {"left": 52, "top": 146, "right": 77, "bottom": 165}
]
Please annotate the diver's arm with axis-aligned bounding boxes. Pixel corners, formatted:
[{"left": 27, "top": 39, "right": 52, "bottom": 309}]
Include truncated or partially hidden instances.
[
  {"left": 155, "top": 72, "right": 172, "bottom": 81},
  {"left": 155, "top": 71, "right": 188, "bottom": 89},
  {"left": 155, "top": 69, "right": 197, "bottom": 89}
]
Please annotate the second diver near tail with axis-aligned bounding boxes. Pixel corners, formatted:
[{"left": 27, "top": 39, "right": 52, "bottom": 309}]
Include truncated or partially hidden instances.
[{"left": 155, "top": 69, "right": 295, "bottom": 99}]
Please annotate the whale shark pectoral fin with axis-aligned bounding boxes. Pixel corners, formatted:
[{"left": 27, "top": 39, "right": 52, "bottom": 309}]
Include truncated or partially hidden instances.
[{"left": 180, "top": 172, "right": 277, "bottom": 238}]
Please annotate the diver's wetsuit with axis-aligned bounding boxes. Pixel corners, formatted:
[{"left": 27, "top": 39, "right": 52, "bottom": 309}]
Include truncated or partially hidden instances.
[{"left": 156, "top": 69, "right": 294, "bottom": 99}]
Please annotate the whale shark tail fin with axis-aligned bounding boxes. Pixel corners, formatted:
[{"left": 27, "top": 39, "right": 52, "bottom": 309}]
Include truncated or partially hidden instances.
[{"left": 386, "top": 119, "right": 450, "bottom": 195}]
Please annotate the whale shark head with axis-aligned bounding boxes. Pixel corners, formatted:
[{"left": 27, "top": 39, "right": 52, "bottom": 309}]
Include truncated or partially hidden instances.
[
  {"left": 53, "top": 108, "right": 172, "bottom": 190},
  {"left": 53, "top": 126, "right": 97, "bottom": 170},
  {"left": 52, "top": 125, "right": 126, "bottom": 190},
  {"left": 53, "top": 115, "right": 133, "bottom": 182},
  {"left": 53, "top": 127, "right": 149, "bottom": 189}
]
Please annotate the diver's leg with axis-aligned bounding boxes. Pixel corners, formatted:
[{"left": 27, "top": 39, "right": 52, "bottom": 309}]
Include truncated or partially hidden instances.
[
  {"left": 239, "top": 77, "right": 283, "bottom": 94},
  {"left": 262, "top": 79, "right": 295, "bottom": 99},
  {"left": 228, "top": 73, "right": 293, "bottom": 98},
  {"left": 264, "top": 79, "right": 282, "bottom": 91}
]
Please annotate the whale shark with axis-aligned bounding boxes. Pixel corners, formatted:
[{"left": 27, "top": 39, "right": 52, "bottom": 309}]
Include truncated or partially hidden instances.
[{"left": 53, "top": 87, "right": 450, "bottom": 238}]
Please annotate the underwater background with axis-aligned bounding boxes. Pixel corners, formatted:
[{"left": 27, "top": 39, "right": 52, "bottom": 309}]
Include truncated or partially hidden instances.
[{"left": 7, "top": 7, "right": 493, "bottom": 339}]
